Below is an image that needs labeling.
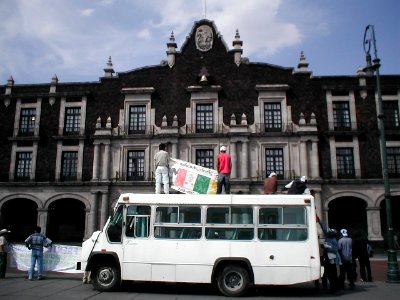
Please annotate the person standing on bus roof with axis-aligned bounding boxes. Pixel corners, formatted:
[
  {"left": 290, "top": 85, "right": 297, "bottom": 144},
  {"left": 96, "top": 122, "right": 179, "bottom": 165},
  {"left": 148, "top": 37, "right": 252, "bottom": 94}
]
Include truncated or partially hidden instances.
[
  {"left": 264, "top": 172, "right": 278, "bottom": 194},
  {"left": 25, "top": 226, "right": 52, "bottom": 280},
  {"left": 154, "top": 143, "right": 170, "bottom": 194},
  {"left": 217, "top": 146, "right": 232, "bottom": 194},
  {"left": 285, "top": 176, "right": 310, "bottom": 194},
  {"left": 0, "top": 228, "right": 11, "bottom": 279}
]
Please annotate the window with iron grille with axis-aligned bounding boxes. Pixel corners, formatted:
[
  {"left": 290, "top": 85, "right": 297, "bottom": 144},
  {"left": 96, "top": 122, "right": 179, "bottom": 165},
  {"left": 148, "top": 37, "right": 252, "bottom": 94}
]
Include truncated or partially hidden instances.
[
  {"left": 333, "top": 101, "right": 351, "bottom": 129},
  {"left": 264, "top": 103, "right": 282, "bottom": 131},
  {"left": 336, "top": 147, "right": 355, "bottom": 178},
  {"left": 196, "top": 104, "right": 213, "bottom": 133},
  {"left": 19, "top": 108, "right": 36, "bottom": 135},
  {"left": 129, "top": 105, "right": 146, "bottom": 134},
  {"left": 64, "top": 107, "right": 81, "bottom": 135},
  {"left": 265, "top": 148, "right": 284, "bottom": 179},
  {"left": 15, "top": 152, "right": 32, "bottom": 180},
  {"left": 383, "top": 101, "right": 399, "bottom": 129},
  {"left": 61, "top": 151, "right": 78, "bottom": 181},
  {"left": 387, "top": 147, "right": 400, "bottom": 176},
  {"left": 196, "top": 149, "right": 214, "bottom": 169},
  {"left": 127, "top": 150, "right": 145, "bottom": 180}
]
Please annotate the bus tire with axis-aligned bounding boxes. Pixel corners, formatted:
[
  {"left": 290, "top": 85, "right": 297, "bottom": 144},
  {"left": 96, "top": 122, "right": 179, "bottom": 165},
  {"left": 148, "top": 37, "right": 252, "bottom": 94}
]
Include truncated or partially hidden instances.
[
  {"left": 92, "top": 262, "right": 120, "bottom": 291},
  {"left": 217, "top": 264, "right": 250, "bottom": 297}
]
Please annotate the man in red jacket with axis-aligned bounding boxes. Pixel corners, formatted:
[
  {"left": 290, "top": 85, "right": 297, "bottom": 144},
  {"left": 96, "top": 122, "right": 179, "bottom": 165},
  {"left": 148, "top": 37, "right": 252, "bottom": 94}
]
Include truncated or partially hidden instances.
[{"left": 217, "top": 146, "right": 232, "bottom": 194}]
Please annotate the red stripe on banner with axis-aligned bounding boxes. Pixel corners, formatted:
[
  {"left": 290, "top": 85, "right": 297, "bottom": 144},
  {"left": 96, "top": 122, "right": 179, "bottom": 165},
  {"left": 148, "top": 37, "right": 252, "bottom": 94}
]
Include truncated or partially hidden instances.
[{"left": 176, "top": 169, "right": 187, "bottom": 187}]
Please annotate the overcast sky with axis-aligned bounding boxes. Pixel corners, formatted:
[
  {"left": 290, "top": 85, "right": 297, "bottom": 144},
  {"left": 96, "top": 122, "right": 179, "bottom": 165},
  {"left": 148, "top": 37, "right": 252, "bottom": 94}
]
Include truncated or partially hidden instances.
[{"left": 1, "top": 0, "right": 399, "bottom": 84}]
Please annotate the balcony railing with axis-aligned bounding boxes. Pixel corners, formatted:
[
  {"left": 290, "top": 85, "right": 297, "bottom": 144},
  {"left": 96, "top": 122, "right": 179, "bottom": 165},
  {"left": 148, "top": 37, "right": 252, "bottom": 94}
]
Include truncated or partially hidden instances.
[
  {"left": 327, "top": 122, "right": 365, "bottom": 131},
  {"left": 183, "top": 124, "right": 229, "bottom": 134},
  {"left": 255, "top": 123, "right": 293, "bottom": 134}
]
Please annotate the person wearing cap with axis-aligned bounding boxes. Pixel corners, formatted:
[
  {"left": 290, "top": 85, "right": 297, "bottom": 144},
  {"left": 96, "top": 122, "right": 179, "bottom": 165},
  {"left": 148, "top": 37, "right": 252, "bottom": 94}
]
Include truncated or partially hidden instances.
[
  {"left": 321, "top": 228, "right": 341, "bottom": 293},
  {"left": 0, "top": 229, "right": 11, "bottom": 278},
  {"left": 217, "top": 145, "right": 232, "bottom": 194},
  {"left": 338, "top": 228, "right": 355, "bottom": 289},
  {"left": 285, "top": 175, "right": 310, "bottom": 195},
  {"left": 25, "top": 226, "right": 52, "bottom": 280},
  {"left": 263, "top": 172, "right": 278, "bottom": 194},
  {"left": 154, "top": 143, "right": 170, "bottom": 194}
]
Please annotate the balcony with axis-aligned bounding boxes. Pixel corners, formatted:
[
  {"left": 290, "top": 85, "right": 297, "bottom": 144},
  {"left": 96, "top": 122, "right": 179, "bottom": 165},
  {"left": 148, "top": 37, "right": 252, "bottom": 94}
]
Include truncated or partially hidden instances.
[
  {"left": 255, "top": 123, "right": 293, "bottom": 134},
  {"left": 183, "top": 124, "right": 229, "bottom": 134}
]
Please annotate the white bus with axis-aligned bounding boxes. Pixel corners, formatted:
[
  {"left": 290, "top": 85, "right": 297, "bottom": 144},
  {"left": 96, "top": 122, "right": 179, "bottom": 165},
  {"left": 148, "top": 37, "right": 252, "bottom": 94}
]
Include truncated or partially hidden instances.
[{"left": 79, "top": 193, "right": 322, "bottom": 296}]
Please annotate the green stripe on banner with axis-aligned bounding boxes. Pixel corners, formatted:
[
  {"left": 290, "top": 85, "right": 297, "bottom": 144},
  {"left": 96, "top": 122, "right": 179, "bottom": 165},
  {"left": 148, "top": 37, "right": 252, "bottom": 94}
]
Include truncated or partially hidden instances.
[{"left": 193, "top": 174, "right": 210, "bottom": 194}]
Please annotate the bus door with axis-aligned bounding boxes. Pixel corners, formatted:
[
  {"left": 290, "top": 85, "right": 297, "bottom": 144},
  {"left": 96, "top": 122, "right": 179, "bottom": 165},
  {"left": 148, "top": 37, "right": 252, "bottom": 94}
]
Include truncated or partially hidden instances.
[{"left": 122, "top": 205, "right": 151, "bottom": 280}]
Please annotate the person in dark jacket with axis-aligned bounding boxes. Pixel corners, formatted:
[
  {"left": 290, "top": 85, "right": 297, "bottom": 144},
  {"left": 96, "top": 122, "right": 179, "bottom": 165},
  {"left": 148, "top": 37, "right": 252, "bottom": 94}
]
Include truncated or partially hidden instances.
[
  {"left": 338, "top": 229, "right": 355, "bottom": 289},
  {"left": 352, "top": 232, "right": 373, "bottom": 282},
  {"left": 285, "top": 176, "right": 310, "bottom": 194}
]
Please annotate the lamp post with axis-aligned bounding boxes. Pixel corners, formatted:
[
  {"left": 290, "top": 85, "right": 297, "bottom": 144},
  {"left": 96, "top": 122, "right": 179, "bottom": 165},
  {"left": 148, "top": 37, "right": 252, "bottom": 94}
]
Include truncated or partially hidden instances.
[{"left": 363, "top": 24, "right": 400, "bottom": 283}]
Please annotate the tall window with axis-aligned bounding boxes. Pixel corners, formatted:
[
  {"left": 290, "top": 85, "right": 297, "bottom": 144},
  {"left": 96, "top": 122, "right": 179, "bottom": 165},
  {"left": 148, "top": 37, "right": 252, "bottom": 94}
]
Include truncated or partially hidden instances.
[
  {"left": 264, "top": 103, "right": 282, "bottom": 131},
  {"left": 61, "top": 151, "right": 78, "bottom": 181},
  {"left": 196, "top": 149, "right": 214, "bottom": 169},
  {"left": 196, "top": 104, "right": 213, "bottom": 133},
  {"left": 333, "top": 101, "right": 351, "bottom": 129},
  {"left": 336, "top": 147, "right": 355, "bottom": 179},
  {"left": 129, "top": 105, "right": 146, "bottom": 134},
  {"left": 19, "top": 108, "right": 36, "bottom": 135},
  {"left": 387, "top": 147, "right": 400, "bottom": 177},
  {"left": 265, "top": 148, "right": 284, "bottom": 179},
  {"left": 15, "top": 152, "right": 32, "bottom": 180},
  {"left": 127, "top": 150, "right": 145, "bottom": 180},
  {"left": 64, "top": 107, "right": 81, "bottom": 135},
  {"left": 383, "top": 101, "right": 399, "bottom": 130}
]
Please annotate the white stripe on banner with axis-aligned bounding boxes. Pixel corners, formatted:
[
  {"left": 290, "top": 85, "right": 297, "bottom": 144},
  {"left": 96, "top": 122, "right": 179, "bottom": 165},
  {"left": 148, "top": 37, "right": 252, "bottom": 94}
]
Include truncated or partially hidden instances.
[
  {"left": 170, "top": 158, "right": 218, "bottom": 194},
  {"left": 8, "top": 244, "right": 83, "bottom": 274}
]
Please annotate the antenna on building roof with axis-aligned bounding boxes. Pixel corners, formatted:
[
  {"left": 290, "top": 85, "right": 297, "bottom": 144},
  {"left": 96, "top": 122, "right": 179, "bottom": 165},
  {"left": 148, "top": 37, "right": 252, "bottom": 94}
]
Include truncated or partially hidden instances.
[{"left": 204, "top": 0, "right": 207, "bottom": 19}]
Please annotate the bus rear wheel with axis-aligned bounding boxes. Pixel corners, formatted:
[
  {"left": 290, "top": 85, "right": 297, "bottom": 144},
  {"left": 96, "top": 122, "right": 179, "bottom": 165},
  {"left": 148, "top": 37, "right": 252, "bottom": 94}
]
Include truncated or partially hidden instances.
[
  {"left": 92, "top": 263, "right": 120, "bottom": 291},
  {"left": 217, "top": 264, "right": 250, "bottom": 297}
]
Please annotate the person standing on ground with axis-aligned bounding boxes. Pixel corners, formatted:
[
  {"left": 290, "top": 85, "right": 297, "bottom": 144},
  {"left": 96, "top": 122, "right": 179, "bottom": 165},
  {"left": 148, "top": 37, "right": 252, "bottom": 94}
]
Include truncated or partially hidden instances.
[
  {"left": 338, "top": 229, "right": 355, "bottom": 289},
  {"left": 154, "top": 143, "right": 170, "bottom": 194},
  {"left": 0, "top": 229, "right": 10, "bottom": 279},
  {"left": 322, "top": 228, "right": 341, "bottom": 293},
  {"left": 353, "top": 231, "right": 373, "bottom": 282},
  {"left": 264, "top": 172, "right": 278, "bottom": 194},
  {"left": 217, "top": 145, "right": 232, "bottom": 194},
  {"left": 25, "top": 226, "right": 52, "bottom": 280}
]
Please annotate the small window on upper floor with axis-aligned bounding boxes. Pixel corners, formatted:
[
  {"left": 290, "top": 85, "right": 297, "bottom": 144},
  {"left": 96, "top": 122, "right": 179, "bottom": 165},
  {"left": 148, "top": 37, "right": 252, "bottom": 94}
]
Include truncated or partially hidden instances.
[
  {"left": 333, "top": 101, "right": 351, "bottom": 130},
  {"left": 127, "top": 150, "right": 145, "bottom": 180},
  {"left": 64, "top": 107, "right": 81, "bottom": 135},
  {"left": 196, "top": 149, "right": 214, "bottom": 169},
  {"left": 196, "top": 103, "right": 213, "bottom": 133},
  {"left": 264, "top": 103, "right": 282, "bottom": 132},
  {"left": 15, "top": 152, "right": 32, "bottom": 181},
  {"left": 128, "top": 105, "right": 146, "bottom": 134},
  {"left": 336, "top": 147, "right": 355, "bottom": 179},
  {"left": 265, "top": 148, "right": 284, "bottom": 179},
  {"left": 383, "top": 101, "right": 400, "bottom": 130},
  {"left": 61, "top": 151, "right": 78, "bottom": 181},
  {"left": 19, "top": 108, "right": 36, "bottom": 136},
  {"left": 387, "top": 147, "right": 400, "bottom": 178}
]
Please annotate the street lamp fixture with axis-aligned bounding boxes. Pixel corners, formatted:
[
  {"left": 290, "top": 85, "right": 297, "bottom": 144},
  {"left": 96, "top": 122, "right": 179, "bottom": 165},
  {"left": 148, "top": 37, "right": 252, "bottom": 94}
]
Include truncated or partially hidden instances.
[{"left": 363, "top": 24, "right": 400, "bottom": 283}]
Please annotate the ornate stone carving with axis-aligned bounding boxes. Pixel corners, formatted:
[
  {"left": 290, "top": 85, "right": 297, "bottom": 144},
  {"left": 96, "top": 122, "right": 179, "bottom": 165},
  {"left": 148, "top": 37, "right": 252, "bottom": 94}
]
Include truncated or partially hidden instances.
[{"left": 195, "top": 25, "right": 213, "bottom": 51}]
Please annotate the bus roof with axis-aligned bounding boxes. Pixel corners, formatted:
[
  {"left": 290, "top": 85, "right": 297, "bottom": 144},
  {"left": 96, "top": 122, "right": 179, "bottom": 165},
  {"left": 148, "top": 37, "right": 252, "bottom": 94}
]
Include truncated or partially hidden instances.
[{"left": 117, "top": 193, "right": 313, "bottom": 206}]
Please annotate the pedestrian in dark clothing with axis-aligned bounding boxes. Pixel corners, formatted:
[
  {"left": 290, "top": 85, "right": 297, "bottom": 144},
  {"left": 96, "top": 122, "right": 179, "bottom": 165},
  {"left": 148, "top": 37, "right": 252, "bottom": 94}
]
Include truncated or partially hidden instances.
[
  {"left": 338, "top": 229, "right": 355, "bottom": 289},
  {"left": 322, "top": 229, "right": 341, "bottom": 293},
  {"left": 0, "top": 229, "right": 11, "bottom": 278},
  {"left": 353, "top": 232, "right": 373, "bottom": 282}
]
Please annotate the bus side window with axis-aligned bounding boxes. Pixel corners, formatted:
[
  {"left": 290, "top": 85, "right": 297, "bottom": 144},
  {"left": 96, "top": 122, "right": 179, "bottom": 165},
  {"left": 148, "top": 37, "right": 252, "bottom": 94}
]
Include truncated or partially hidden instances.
[{"left": 107, "top": 205, "right": 123, "bottom": 243}]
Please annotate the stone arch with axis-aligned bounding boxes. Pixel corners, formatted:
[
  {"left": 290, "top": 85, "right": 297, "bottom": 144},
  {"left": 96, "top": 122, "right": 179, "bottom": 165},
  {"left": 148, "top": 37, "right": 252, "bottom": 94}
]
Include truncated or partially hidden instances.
[
  {"left": 0, "top": 194, "right": 42, "bottom": 242},
  {"left": 327, "top": 196, "right": 368, "bottom": 237},
  {"left": 45, "top": 194, "right": 89, "bottom": 243}
]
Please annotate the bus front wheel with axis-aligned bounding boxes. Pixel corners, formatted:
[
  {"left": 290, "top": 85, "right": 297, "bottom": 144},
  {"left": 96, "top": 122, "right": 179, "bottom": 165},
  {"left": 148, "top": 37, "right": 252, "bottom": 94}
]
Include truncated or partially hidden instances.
[
  {"left": 92, "top": 263, "right": 120, "bottom": 291},
  {"left": 217, "top": 264, "right": 250, "bottom": 297}
]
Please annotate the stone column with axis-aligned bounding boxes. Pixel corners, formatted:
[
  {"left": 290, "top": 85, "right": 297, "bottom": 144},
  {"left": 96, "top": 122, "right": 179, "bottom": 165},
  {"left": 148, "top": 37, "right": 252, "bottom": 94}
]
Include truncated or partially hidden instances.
[
  {"left": 366, "top": 207, "right": 383, "bottom": 241},
  {"left": 102, "top": 143, "right": 110, "bottom": 180},
  {"left": 241, "top": 141, "right": 249, "bottom": 179},
  {"left": 100, "top": 192, "right": 110, "bottom": 229},
  {"left": 92, "top": 144, "right": 100, "bottom": 180},
  {"left": 89, "top": 192, "right": 99, "bottom": 234},
  {"left": 172, "top": 142, "right": 178, "bottom": 158},
  {"left": 300, "top": 141, "right": 308, "bottom": 177},
  {"left": 311, "top": 141, "right": 320, "bottom": 179},
  {"left": 230, "top": 141, "right": 237, "bottom": 179},
  {"left": 313, "top": 190, "right": 323, "bottom": 237},
  {"left": 37, "top": 208, "right": 48, "bottom": 235}
]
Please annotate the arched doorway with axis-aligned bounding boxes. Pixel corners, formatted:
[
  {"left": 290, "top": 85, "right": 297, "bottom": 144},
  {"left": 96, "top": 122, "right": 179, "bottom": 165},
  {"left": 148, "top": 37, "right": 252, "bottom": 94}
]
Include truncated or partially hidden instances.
[
  {"left": 47, "top": 199, "right": 86, "bottom": 243},
  {"left": 0, "top": 198, "right": 38, "bottom": 242},
  {"left": 379, "top": 195, "right": 400, "bottom": 241},
  {"left": 328, "top": 197, "right": 368, "bottom": 236}
]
